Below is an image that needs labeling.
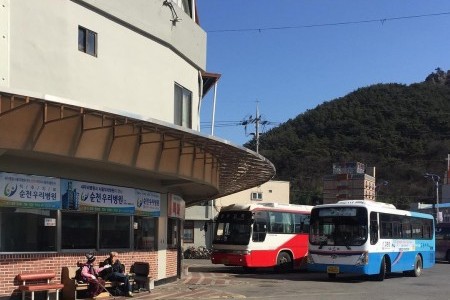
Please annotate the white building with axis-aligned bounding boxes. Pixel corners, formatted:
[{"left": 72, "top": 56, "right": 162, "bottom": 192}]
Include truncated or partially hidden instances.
[{"left": 0, "top": 0, "right": 274, "bottom": 297}]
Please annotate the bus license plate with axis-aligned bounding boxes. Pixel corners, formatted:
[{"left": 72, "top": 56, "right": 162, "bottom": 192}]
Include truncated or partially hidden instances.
[{"left": 327, "top": 266, "right": 339, "bottom": 274}]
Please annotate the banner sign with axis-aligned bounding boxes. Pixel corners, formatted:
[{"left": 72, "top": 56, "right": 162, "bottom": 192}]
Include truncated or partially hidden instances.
[
  {"left": 168, "top": 193, "right": 185, "bottom": 219},
  {"left": 135, "top": 189, "right": 161, "bottom": 217},
  {"left": 0, "top": 172, "right": 60, "bottom": 209},
  {"left": 0, "top": 172, "right": 162, "bottom": 216},
  {"left": 61, "top": 179, "right": 135, "bottom": 214}
]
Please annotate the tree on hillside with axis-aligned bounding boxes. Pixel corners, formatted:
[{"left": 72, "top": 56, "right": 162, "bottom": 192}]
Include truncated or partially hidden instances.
[{"left": 245, "top": 70, "right": 450, "bottom": 207}]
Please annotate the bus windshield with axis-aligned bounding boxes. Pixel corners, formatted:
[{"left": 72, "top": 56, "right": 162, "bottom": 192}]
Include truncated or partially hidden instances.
[
  {"left": 213, "top": 211, "right": 252, "bottom": 245},
  {"left": 309, "top": 206, "right": 368, "bottom": 248}
]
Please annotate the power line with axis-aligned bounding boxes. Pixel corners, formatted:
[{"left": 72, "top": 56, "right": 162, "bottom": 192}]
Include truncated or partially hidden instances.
[{"left": 207, "top": 11, "right": 450, "bottom": 33}]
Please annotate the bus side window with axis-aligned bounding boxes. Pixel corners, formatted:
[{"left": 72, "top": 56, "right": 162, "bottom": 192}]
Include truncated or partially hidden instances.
[
  {"left": 295, "top": 215, "right": 310, "bottom": 233},
  {"left": 370, "top": 212, "right": 378, "bottom": 245},
  {"left": 252, "top": 213, "right": 267, "bottom": 242}
]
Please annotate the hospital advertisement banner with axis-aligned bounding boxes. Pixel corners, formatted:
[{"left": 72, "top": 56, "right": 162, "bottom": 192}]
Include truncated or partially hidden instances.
[
  {"left": 0, "top": 172, "right": 60, "bottom": 209},
  {"left": 168, "top": 193, "right": 185, "bottom": 219},
  {"left": 135, "top": 189, "right": 161, "bottom": 217},
  {"left": 61, "top": 179, "right": 135, "bottom": 214}
]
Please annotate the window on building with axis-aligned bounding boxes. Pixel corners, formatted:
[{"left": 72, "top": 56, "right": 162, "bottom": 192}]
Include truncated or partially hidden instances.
[
  {"left": 61, "top": 212, "right": 97, "bottom": 249},
  {"left": 251, "top": 192, "right": 263, "bottom": 201},
  {"left": 134, "top": 216, "right": 157, "bottom": 250},
  {"left": 174, "top": 83, "right": 192, "bottom": 128},
  {"left": 172, "top": 0, "right": 192, "bottom": 18},
  {"left": 78, "top": 26, "right": 97, "bottom": 56},
  {"left": 99, "top": 215, "right": 130, "bottom": 249},
  {"left": 183, "top": 220, "right": 194, "bottom": 243},
  {"left": 0, "top": 208, "right": 57, "bottom": 252}
]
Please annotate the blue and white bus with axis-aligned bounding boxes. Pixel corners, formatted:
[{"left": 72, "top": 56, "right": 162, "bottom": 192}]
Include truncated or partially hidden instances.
[{"left": 308, "top": 200, "right": 435, "bottom": 281}]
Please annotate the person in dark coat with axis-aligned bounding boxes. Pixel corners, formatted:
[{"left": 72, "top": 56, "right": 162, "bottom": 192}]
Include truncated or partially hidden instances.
[{"left": 102, "top": 251, "right": 133, "bottom": 297}]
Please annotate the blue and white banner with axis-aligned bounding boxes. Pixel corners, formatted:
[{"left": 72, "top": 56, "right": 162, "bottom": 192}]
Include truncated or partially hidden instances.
[
  {"left": 135, "top": 189, "right": 161, "bottom": 217},
  {"left": 0, "top": 172, "right": 162, "bottom": 216},
  {"left": 0, "top": 172, "right": 60, "bottom": 209},
  {"left": 61, "top": 179, "right": 135, "bottom": 214}
]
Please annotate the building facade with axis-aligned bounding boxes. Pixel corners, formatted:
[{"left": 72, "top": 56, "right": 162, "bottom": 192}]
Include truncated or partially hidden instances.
[
  {"left": 184, "top": 180, "right": 290, "bottom": 249},
  {"left": 323, "top": 162, "right": 376, "bottom": 204},
  {"left": 0, "top": 1, "right": 275, "bottom": 297}
]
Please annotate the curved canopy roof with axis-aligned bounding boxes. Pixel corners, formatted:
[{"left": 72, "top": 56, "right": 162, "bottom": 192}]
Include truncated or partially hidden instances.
[{"left": 0, "top": 89, "right": 275, "bottom": 206}]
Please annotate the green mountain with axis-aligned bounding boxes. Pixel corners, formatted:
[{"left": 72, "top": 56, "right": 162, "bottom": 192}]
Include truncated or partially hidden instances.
[{"left": 245, "top": 69, "right": 450, "bottom": 209}]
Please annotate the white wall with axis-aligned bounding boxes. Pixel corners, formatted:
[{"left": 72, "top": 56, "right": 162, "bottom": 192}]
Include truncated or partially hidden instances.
[
  {"left": 2, "top": 0, "right": 205, "bottom": 126},
  {"left": 213, "top": 180, "right": 290, "bottom": 213}
]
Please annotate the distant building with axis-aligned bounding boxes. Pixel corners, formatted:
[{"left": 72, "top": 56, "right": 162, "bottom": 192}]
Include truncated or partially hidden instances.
[
  {"left": 323, "top": 162, "right": 376, "bottom": 204},
  {"left": 184, "top": 180, "right": 290, "bottom": 249}
]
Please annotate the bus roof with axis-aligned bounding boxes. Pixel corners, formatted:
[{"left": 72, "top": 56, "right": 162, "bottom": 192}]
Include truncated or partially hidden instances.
[
  {"left": 313, "top": 200, "right": 434, "bottom": 220},
  {"left": 220, "top": 202, "right": 313, "bottom": 213},
  {"left": 337, "top": 200, "right": 396, "bottom": 209},
  {"left": 313, "top": 200, "right": 396, "bottom": 210}
]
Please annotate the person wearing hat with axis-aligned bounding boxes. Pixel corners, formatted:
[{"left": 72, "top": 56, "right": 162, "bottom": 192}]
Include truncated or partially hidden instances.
[
  {"left": 81, "top": 253, "right": 110, "bottom": 298},
  {"left": 102, "top": 252, "right": 133, "bottom": 297}
]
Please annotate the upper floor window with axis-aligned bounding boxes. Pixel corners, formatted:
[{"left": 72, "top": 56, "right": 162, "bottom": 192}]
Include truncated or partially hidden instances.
[
  {"left": 78, "top": 26, "right": 97, "bottom": 57},
  {"left": 174, "top": 83, "right": 192, "bottom": 128},
  {"left": 171, "top": 0, "right": 192, "bottom": 18},
  {"left": 251, "top": 192, "right": 263, "bottom": 201}
]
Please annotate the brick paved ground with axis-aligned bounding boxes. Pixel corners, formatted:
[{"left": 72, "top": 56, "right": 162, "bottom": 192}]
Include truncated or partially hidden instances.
[{"left": 125, "top": 260, "right": 245, "bottom": 299}]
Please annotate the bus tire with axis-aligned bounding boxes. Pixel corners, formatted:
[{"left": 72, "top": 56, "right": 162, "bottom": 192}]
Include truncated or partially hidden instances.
[
  {"left": 410, "top": 255, "right": 422, "bottom": 277},
  {"left": 275, "top": 251, "right": 293, "bottom": 273},
  {"left": 374, "top": 256, "right": 386, "bottom": 281},
  {"left": 446, "top": 250, "right": 450, "bottom": 263}
]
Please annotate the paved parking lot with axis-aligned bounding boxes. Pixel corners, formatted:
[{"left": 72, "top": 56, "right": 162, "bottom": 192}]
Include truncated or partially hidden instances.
[{"left": 130, "top": 259, "right": 450, "bottom": 300}]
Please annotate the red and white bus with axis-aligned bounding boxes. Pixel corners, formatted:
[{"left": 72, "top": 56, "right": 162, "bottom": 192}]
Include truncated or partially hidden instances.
[
  {"left": 211, "top": 202, "right": 313, "bottom": 271},
  {"left": 436, "top": 223, "right": 450, "bottom": 262}
]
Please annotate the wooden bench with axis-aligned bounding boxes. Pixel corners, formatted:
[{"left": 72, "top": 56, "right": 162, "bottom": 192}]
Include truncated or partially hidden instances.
[
  {"left": 61, "top": 266, "right": 135, "bottom": 300},
  {"left": 17, "top": 272, "right": 64, "bottom": 300}
]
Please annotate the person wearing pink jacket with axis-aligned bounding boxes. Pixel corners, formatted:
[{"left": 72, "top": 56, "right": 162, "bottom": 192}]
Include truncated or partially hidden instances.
[{"left": 81, "top": 253, "right": 110, "bottom": 298}]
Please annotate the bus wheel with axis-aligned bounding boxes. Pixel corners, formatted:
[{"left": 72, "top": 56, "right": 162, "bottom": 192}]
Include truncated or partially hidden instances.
[
  {"left": 275, "top": 252, "right": 293, "bottom": 273},
  {"left": 410, "top": 255, "right": 422, "bottom": 277},
  {"left": 328, "top": 273, "right": 336, "bottom": 279},
  {"left": 446, "top": 250, "right": 450, "bottom": 263},
  {"left": 374, "top": 256, "right": 386, "bottom": 281}
]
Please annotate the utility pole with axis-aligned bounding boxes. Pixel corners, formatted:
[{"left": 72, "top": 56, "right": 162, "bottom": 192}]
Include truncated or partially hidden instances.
[
  {"left": 424, "top": 172, "right": 441, "bottom": 223},
  {"left": 241, "top": 101, "right": 268, "bottom": 154},
  {"left": 255, "top": 102, "right": 260, "bottom": 154}
]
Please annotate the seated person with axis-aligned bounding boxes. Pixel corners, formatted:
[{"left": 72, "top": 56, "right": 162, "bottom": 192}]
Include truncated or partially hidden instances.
[
  {"left": 102, "top": 251, "right": 133, "bottom": 297},
  {"left": 80, "top": 253, "right": 110, "bottom": 298}
]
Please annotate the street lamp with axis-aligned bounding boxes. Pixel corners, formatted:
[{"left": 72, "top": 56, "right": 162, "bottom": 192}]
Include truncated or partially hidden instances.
[
  {"left": 375, "top": 180, "right": 389, "bottom": 200},
  {"left": 424, "top": 173, "right": 441, "bottom": 223}
]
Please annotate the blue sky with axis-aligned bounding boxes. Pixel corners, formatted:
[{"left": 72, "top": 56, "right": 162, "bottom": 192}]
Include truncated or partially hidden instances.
[{"left": 197, "top": 1, "right": 450, "bottom": 146}]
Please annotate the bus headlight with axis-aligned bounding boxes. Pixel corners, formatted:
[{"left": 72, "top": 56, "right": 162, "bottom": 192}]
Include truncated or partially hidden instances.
[{"left": 355, "top": 252, "right": 369, "bottom": 266}]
